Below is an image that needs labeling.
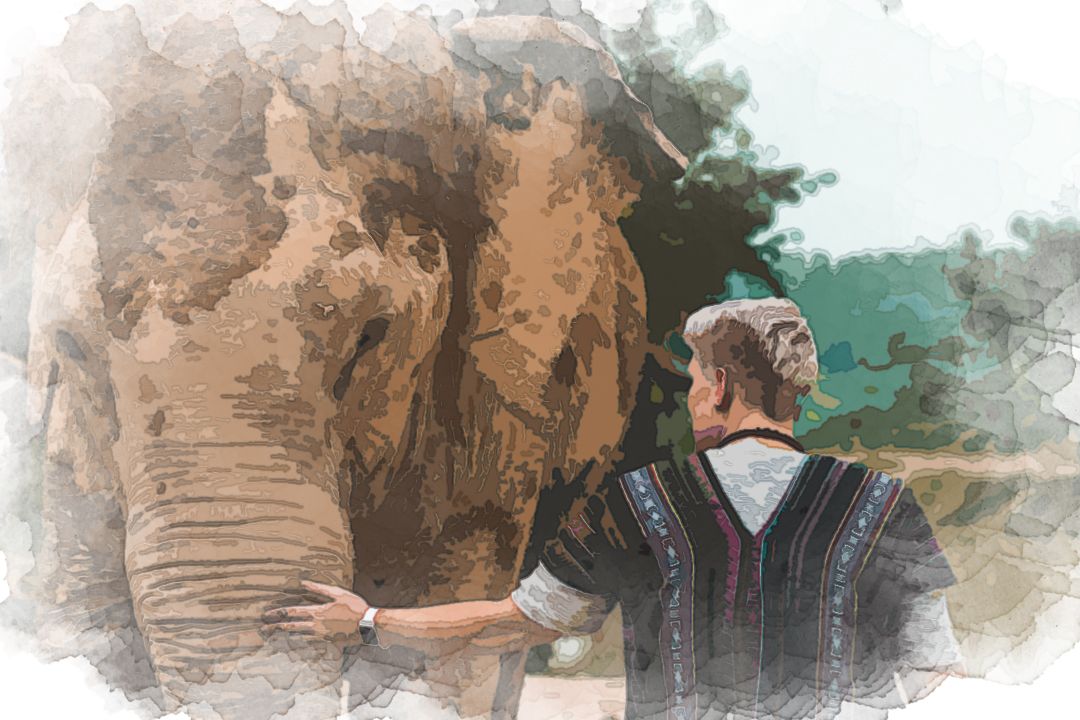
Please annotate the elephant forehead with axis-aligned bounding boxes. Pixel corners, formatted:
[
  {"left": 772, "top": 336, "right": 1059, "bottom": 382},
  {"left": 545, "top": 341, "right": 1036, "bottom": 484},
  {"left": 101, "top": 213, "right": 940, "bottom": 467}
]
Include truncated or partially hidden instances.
[
  {"left": 99, "top": 74, "right": 454, "bottom": 340},
  {"left": 84, "top": 44, "right": 462, "bottom": 340}
]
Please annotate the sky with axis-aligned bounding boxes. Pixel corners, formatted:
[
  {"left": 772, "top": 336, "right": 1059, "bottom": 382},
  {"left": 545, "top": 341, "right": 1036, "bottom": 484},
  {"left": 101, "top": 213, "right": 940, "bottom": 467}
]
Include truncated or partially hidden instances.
[
  {"left": 0, "top": 1, "right": 1077, "bottom": 718},
  {"left": 696, "top": 0, "right": 1080, "bottom": 257}
]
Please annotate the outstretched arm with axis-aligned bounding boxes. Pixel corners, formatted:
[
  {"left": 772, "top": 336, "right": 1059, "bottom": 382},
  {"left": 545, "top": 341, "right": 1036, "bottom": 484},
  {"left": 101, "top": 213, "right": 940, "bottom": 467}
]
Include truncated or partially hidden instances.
[
  {"left": 265, "top": 467, "right": 630, "bottom": 655},
  {"left": 378, "top": 595, "right": 563, "bottom": 652},
  {"left": 262, "top": 580, "right": 562, "bottom": 657}
]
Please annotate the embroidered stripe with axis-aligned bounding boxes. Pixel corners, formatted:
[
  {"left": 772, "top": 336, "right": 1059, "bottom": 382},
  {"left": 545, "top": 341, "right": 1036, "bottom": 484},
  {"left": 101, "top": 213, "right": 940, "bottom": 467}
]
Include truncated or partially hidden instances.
[
  {"left": 688, "top": 454, "right": 741, "bottom": 626},
  {"left": 816, "top": 470, "right": 903, "bottom": 712},
  {"left": 621, "top": 464, "right": 698, "bottom": 720},
  {"left": 790, "top": 459, "right": 850, "bottom": 595}
]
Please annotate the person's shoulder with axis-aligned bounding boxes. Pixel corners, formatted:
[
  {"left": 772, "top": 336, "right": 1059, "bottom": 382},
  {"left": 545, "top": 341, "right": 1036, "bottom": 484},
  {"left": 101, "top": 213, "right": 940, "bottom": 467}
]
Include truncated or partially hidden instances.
[
  {"left": 803, "top": 452, "right": 907, "bottom": 486},
  {"left": 610, "top": 448, "right": 682, "bottom": 480},
  {"left": 617, "top": 443, "right": 679, "bottom": 467}
]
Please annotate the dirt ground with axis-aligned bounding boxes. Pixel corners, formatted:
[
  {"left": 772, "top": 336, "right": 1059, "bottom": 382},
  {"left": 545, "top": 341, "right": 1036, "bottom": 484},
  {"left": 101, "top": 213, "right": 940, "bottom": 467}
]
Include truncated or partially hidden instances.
[{"left": 518, "top": 676, "right": 626, "bottom": 720}]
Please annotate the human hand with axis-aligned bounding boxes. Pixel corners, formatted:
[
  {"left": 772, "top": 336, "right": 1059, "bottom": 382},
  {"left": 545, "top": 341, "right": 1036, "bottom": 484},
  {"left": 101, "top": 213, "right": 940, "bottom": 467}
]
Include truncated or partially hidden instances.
[{"left": 262, "top": 580, "right": 371, "bottom": 646}]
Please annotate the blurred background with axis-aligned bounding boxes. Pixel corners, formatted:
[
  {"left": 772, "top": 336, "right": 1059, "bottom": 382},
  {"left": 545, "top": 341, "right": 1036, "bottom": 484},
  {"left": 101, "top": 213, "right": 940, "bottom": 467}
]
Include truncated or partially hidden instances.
[{"left": 3, "top": 1, "right": 1080, "bottom": 718}]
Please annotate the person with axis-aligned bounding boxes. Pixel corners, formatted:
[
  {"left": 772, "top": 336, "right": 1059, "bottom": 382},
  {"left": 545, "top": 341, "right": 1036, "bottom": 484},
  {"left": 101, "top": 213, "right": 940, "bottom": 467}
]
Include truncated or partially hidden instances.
[{"left": 264, "top": 298, "right": 963, "bottom": 719}]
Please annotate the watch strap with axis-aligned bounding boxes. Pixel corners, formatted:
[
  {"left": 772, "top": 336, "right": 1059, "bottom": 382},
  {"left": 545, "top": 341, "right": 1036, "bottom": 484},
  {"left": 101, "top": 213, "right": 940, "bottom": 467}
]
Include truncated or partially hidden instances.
[{"left": 357, "top": 606, "right": 384, "bottom": 648}]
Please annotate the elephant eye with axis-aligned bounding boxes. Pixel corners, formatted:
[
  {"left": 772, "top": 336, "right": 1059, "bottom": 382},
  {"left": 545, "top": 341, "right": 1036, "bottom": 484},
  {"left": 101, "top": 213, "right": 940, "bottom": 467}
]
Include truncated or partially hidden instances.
[
  {"left": 361, "top": 199, "right": 391, "bottom": 252},
  {"left": 361, "top": 180, "right": 437, "bottom": 252},
  {"left": 332, "top": 317, "right": 390, "bottom": 401},
  {"left": 400, "top": 211, "right": 433, "bottom": 236}
]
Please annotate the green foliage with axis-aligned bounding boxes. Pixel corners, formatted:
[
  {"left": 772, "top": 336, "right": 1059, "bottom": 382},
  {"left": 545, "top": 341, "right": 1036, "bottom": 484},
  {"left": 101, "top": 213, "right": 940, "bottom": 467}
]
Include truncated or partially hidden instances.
[{"left": 788, "top": 220, "right": 1079, "bottom": 455}]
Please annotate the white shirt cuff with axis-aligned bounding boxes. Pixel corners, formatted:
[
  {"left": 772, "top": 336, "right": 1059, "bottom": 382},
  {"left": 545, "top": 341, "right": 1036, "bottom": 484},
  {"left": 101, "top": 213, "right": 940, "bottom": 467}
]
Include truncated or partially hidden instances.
[
  {"left": 898, "top": 591, "right": 963, "bottom": 671},
  {"left": 511, "top": 562, "right": 612, "bottom": 635}
]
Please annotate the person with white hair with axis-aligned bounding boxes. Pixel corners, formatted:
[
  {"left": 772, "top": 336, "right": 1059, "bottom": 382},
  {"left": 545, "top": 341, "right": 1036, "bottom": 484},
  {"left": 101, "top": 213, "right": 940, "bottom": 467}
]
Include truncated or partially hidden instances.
[{"left": 267, "top": 297, "right": 962, "bottom": 719}]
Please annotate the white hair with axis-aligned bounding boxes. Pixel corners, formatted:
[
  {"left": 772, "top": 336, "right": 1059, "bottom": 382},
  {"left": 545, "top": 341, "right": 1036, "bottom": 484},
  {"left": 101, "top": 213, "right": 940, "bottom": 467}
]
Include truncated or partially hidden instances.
[{"left": 683, "top": 298, "right": 819, "bottom": 389}]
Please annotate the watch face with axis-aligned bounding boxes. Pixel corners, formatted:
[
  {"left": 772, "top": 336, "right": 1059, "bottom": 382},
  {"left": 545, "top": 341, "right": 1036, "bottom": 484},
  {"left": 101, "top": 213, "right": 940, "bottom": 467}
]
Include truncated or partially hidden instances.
[{"left": 358, "top": 625, "right": 381, "bottom": 647}]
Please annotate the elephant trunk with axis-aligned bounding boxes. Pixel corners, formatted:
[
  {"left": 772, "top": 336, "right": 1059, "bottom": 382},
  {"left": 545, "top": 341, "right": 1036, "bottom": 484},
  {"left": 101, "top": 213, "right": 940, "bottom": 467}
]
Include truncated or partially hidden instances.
[{"left": 123, "top": 439, "right": 353, "bottom": 718}]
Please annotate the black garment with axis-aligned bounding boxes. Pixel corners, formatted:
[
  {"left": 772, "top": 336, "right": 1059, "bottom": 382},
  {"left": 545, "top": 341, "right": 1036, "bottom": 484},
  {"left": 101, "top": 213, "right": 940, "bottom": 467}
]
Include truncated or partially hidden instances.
[{"left": 534, "top": 448, "right": 956, "bottom": 720}]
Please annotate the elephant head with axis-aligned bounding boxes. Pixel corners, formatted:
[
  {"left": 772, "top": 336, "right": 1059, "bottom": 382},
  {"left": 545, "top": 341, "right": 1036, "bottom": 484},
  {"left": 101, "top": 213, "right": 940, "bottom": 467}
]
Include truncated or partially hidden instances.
[{"left": 16, "top": 3, "right": 685, "bottom": 717}]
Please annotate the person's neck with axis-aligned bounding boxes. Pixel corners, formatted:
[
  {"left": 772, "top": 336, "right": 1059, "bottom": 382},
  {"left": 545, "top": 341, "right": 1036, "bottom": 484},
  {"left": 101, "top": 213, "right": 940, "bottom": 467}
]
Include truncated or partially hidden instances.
[{"left": 693, "top": 407, "right": 796, "bottom": 453}]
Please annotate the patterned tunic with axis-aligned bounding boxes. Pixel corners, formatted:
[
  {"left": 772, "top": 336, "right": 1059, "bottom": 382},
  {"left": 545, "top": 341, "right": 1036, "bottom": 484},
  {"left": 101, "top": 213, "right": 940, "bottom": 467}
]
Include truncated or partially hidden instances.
[{"left": 512, "top": 440, "right": 959, "bottom": 720}]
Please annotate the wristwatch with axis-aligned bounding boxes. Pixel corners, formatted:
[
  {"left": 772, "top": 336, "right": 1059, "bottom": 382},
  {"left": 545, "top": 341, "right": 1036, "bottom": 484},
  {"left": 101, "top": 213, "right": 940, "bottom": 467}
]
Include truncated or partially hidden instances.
[{"left": 357, "top": 606, "right": 385, "bottom": 648}]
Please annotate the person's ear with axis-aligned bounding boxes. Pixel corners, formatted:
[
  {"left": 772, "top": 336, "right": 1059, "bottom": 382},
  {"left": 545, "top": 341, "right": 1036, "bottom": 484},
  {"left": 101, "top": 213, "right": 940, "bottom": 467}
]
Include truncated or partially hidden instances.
[{"left": 714, "top": 367, "right": 732, "bottom": 413}]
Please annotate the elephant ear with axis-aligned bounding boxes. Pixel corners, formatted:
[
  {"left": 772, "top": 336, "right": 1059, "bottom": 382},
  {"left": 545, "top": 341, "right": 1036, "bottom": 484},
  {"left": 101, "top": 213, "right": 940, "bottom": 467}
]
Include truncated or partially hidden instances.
[{"left": 447, "top": 17, "right": 686, "bottom": 434}]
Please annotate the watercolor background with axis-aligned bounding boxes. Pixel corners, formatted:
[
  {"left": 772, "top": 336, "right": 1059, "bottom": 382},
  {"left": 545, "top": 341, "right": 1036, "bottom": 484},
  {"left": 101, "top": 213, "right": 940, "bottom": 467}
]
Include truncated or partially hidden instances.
[{"left": 2, "top": 1, "right": 1080, "bottom": 718}]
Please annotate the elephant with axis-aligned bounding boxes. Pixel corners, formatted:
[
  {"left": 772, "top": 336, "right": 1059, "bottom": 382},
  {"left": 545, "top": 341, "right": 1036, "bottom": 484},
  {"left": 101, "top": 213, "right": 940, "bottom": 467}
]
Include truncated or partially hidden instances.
[{"left": 14, "top": 2, "right": 688, "bottom": 718}]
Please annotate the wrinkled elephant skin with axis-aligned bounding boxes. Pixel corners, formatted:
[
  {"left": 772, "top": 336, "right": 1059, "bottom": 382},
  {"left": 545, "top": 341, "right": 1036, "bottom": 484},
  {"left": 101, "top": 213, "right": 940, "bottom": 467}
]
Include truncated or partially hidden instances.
[{"left": 20, "top": 4, "right": 685, "bottom": 718}]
